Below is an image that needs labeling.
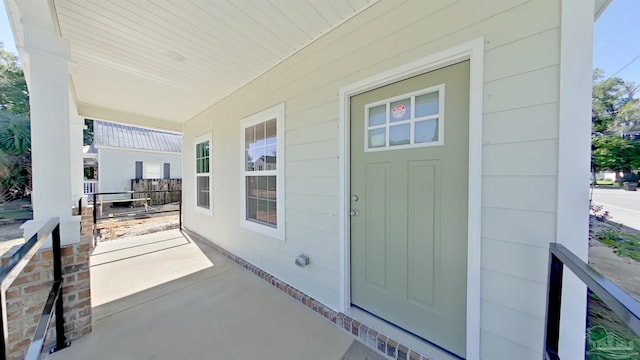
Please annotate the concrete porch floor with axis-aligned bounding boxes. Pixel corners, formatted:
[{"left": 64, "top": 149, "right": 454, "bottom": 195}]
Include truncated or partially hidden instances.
[{"left": 47, "top": 229, "right": 360, "bottom": 360}]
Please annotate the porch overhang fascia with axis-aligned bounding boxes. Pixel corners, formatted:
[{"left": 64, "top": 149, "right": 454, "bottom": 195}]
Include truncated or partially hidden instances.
[
  {"left": 594, "top": 0, "right": 612, "bottom": 20},
  {"left": 78, "top": 103, "right": 183, "bottom": 133}
]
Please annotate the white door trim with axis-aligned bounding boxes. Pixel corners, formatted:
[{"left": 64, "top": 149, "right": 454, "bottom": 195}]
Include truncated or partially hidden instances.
[{"left": 338, "top": 37, "right": 484, "bottom": 360}]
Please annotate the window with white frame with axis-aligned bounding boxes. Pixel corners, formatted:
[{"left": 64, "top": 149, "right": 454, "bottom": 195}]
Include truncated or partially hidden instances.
[
  {"left": 365, "top": 84, "right": 445, "bottom": 151},
  {"left": 143, "top": 162, "right": 162, "bottom": 179},
  {"left": 240, "top": 104, "right": 285, "bottom": 239},
  {"left": 194, "top": 134, "right": 212, "bottom": 213}
]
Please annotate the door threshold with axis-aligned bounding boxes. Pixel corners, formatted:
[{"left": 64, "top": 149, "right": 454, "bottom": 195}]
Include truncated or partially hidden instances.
[{"left": 345, "top": 306, "right": 463, "bottom": 360}]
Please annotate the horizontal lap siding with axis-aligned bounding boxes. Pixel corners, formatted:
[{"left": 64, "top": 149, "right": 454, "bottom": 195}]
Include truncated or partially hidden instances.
[
  {"left": 99, "top": 148, "right": 182, "bottom": 193},
  {"left": 480, "top": 4, "right": 561, "bottom": 355},
  {"left": 183, "top": 0, "right": 561, "bottom": 357},
  {"left": 99, "top": 149, "right": 136, "bottom": 194}
]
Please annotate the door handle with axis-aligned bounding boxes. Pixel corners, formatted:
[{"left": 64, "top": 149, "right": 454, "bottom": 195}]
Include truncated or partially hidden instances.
[{"left": 349, "top": 209, "right": 359, "bottom": 216}]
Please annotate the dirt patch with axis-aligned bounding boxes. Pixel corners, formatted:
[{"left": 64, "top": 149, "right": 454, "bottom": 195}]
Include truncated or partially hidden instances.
[
  {"left": 97, "top": 217, "right": 180, "bottom": 242},
  {"left": 589, "top": 217, "right": 640, "bottom": 302},
  {"left": 587, "top": 216, "right": 640, "bottom": 359}
]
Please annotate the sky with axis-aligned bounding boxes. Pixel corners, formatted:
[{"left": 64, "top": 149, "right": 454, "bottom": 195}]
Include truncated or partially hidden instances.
[
  {"left": 0, "top": 0, "right": 639, "bottom": 83},
  {"left": 593, "top": 0, "right": 640, "bottom": 83},
  {"left": 0, "top": 1, "right": 16, "bottom": 55}
]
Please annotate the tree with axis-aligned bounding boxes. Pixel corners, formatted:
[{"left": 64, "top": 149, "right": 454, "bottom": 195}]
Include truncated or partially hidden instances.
[
  {"left": 591, "top": 69, "right": 640, "bottom": 178},
  {"left": 0, "top": 42, "right": 29, "bottom": 114},
  {"left": 592, "top": 70, "right": 625, "bottom": 133},
  {"left": 592, "top": 135, "right": 640, "bottom": 173},
  {"left": 0, "top": 112, "right": 31, "bottom": 200},
  {"left": 614, "top": 98, "right": 640, "bottom": 135},
  {"left": 0, "top": 43, "right": 31, "bottom": 200},
  {"left": 83, "top": 118, "right": 93, "bottom": 145}
]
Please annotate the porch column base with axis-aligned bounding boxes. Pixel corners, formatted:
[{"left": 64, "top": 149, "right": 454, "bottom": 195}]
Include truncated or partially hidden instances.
[{"left": 21, "top": 217, "right": 81, "bottom": 247}]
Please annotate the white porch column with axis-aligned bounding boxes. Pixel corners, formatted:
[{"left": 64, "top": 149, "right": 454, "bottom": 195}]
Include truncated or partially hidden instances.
[
  {"left": 70, "top": 96, "right": 86, "bottom": 206},
  {"left": 556, "top": 0, "right": 594, "bottom": 358},
  {"left": 19, "top": 22, "right": 81, "bottom": 245}
]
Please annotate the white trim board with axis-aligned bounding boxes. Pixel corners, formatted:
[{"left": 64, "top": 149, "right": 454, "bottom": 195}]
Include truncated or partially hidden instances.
[{"left": 338, "top": 37, "right": 484, "bottom": 360}]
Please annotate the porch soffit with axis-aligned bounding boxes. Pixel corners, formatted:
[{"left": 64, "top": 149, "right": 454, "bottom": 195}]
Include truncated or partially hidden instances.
[{"left": 37, "top": 0, "right": 378, "bottom": 125}]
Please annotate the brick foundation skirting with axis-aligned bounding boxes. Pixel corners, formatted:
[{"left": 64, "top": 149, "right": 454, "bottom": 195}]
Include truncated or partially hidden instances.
[
  {"left": 186, "top": 229, "right": 434, "bottom": 360},
  {"left": 2, "top": 206, "right": 94, "bottom": 359}
]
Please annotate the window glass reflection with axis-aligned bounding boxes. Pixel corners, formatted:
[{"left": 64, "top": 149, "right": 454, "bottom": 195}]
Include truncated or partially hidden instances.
[
  {"left": 389, "top": 124, "right": 410, "bottom": 146},
  {"left": 246, "top": 176, "right": 277, "bottom": 227},
  {"left": 245, "top": 119, "right": 277, "bottom": 171},
  {"left": 415, "top": 92, "right": 439, "bottom": 117},
  {"left": 196, "top": 176, "right": 210, "bottom": 208},
  {"left": 196, "top": 141, "right": 210, "bottom": 173},
  {"left": 369, "top": 105, "right": 386, "bottom": 126},
  {"left": 368, "top": 128, "right": 386, "bottom": 148},
  {"left": 415, "top": 119, "right": 438, "bottom": 143}
]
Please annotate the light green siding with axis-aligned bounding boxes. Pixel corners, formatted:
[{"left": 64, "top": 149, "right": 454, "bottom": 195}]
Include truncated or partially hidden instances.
[{"left": 183, "top": 0, "right": 565, "bottom": 358}]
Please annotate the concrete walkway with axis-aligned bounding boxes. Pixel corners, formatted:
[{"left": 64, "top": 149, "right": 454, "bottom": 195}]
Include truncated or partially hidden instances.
[
  {"left": 48, "top": 229, "right": 355, "bottom": 360},
  {"left": 591, "top": 187, "right": 640, "bottom": 231}
]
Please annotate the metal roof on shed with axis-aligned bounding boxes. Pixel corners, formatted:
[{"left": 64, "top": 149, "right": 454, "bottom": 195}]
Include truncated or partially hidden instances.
[{"left": 93, "top": 121, "right": 182, "bottom": 153}]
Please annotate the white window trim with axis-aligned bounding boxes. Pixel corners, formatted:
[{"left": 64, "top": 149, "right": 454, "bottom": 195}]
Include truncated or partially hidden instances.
[
  {"left": 364, "top": 84, "right": 445, "bottom": 152},
  {"left": 143, "top": 162, "right": 163, "bottom": 179},
  {"left": 194, "top": 133, "right": 213, "bottom": 215},
  {"left": 240, "top": 103, "right": 286, "bottom": 241}
]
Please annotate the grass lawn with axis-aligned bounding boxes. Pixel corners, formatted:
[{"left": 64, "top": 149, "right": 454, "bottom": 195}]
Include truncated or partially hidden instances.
[
  {"left": 595, "top": 179, "right": 618, "bottom": 186},
  {"left": 0, "top": 209, "right": 32, "bottom": 220},
  {"left": 0, "top": 198, "right": 32, "bottom": 221},
  {"left": 598, "top": 230, "right": 640, "bottom": 261}
]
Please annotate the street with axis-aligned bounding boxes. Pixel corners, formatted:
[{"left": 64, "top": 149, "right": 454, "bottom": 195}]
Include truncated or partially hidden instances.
[{"left": 591, "top": 187, "right": 640, "bottom": 231}]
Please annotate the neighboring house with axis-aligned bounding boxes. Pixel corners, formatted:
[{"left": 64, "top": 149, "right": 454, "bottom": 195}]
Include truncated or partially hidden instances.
[
  {"left": 595, "top": 171, "right": 617, "bottom": 182},
  {"left": 82, "top": 121, "right": 182, "bottom": 196},
  {"left": 6, "top": 1, "right": 614, "bottom": 359},
  {"left": 253, "top": 156, "right": 276, "bottom": 171}
]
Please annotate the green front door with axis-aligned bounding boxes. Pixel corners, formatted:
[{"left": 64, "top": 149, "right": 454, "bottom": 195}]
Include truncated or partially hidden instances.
[{"left": 350, "top": 61, "right": 470, "bottom": 358}]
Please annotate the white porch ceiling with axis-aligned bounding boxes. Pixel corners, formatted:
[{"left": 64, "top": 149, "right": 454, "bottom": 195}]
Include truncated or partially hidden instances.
[{"left": 50, "top": 0, "right": 377, "bottom": 125}]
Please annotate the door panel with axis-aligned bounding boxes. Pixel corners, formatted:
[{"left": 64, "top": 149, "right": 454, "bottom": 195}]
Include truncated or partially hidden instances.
[
  {"left": 350, "top": 61, "right": 470, "bottom": 358},
  {"left": 365, "top": 163, "right": 390, "bottom": 291},
  {"left": 407, "top": 160, "right": 439, "bottom": 308}
]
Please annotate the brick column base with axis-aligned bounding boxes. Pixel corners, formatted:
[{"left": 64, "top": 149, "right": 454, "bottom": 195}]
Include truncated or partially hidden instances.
[{"left": 2, "top": 206, "right": 94, "bottom": 359}]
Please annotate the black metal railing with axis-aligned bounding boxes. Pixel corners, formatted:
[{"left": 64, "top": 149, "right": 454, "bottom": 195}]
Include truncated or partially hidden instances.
[
  {"left": 0, "top": 217, "right": 68, "bottom": 359},
  {"left": 544, "top": 243, "right": 640, "bottom": 360},
  {"left": 91, "top": 190, "right": 182, "bottom": 242}
]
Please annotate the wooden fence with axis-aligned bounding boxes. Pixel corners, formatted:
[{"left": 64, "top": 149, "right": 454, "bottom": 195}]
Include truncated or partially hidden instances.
[{"left": 131, "top": 179, "right": 182, "bottom": 205}]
